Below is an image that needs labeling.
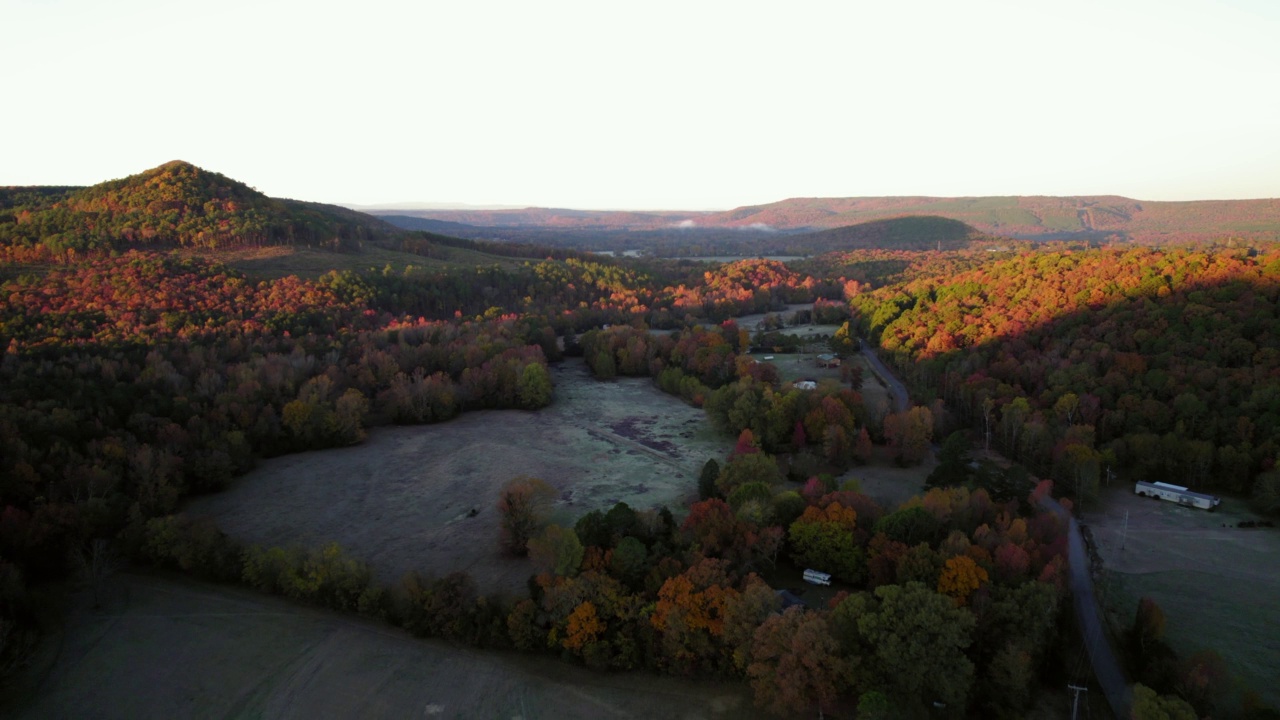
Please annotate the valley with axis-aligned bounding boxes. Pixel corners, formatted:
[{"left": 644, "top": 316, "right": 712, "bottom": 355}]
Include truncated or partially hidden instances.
[
  {"left": 7, "top": 1, "right": 1279, "bottom": 715},
  {"left": 2, "top": 159, "right": 1278, "bottom": 719}
]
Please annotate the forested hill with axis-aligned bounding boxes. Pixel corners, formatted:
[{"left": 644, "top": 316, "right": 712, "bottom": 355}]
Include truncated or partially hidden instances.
[
  {"left": 0, "top": 161, "right": 398, "bottom": 253},
  {"left": 848, "top": 246, "right": 1280, "bottom": 500},
  {"left": 697, "top": 196, "right": 1280, "bottom": 244},
  {"left": 785, "top": 216, "right": 991, "bottom": 253}
]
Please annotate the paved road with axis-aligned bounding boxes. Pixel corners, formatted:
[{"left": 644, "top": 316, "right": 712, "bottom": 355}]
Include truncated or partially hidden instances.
[
  {"left": 1039, "top": 496, "right": 1132, "bottom": 719},
  {"left": 859, "top": 338, "right": 909, "bottom": 414},
  {"left": 859, "top": 336, "right": 1131, "bottom": 718}
]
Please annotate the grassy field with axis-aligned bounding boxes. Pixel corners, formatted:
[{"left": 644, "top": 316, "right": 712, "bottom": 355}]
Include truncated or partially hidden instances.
[
  {"left": 185, "top": 360, "right": 730, "bottom": 596},
  {"left": 5, "top": 573, "right": 762, "bottom": 720},
  {"left": 1088, "top": 488, "right": 1280, "bottom": 707},
  {"left": 837, "top": 446, "right": 935, "bottom": 512}
]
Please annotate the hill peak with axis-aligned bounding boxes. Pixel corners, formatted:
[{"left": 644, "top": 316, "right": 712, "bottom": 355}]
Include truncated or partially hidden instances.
[
  {"left": 152, "top": 159, "right": 201, "bottom": 172},
  {"left": 0, "top": 162, "right": 394, "bottom": 252}
]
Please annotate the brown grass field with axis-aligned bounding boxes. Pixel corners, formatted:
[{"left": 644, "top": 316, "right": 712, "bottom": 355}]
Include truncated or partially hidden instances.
[
  {"left": 6, "top": 573, "right": 763, "bottom": 720},
  {"left": 837, "top": 445, "right": 936, "bottom": 512},
  {"left": 185, "top": 360, "right": 730, "bottom": 595},
  {"left": 1088, "top": 487, "right": 1280, "bottom": 706}
]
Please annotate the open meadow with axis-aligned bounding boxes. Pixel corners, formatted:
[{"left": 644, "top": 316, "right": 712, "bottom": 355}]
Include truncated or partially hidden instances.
[
  {"left": 185, "top": 360, "right": 730, "bottom": 595},
  {"left": 1088, "top": 488, "right": 1280, "bottom": 706},
  {"left": 837, "top": 446, "right": 935, "bottom": 511},
  {"left": 6, "top": 573, "right": 762, "bottom": 720}
]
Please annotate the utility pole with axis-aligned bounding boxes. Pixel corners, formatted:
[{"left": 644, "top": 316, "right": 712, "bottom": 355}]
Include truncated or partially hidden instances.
[{"left": 1068, "top": 684, "right": 1088, "bottom": 720}]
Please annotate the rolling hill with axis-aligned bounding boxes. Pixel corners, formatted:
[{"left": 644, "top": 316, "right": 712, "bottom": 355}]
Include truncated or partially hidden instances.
[
  {"left": 375, "top": 195, "right": 1280, "bottom": 245},
  {"left": 783, "top": 215, "right": 990, "bottom": 253},
  {"left": 0, "top": 163, "right": 646, "bottom": 282},
  {"left": 696, "top": 195, "right": 1280, "bottom": 243},
  {"left": 0, "top": 160, "right": 399, "bottom": 253}
]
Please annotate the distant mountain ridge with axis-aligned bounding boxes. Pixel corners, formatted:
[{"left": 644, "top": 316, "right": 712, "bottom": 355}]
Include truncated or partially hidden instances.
[
  {"left": 0, "top": 161, "right": 397, "bottom": 252},
  {"left": 372, "top": 206, "right": 708, "bottom": 230},
  {"left": 376, "top": 195, "right": 1280, "bottom": 244},
  {"left": 698, "top": 195, "right": 1280, "bottom": 243}
]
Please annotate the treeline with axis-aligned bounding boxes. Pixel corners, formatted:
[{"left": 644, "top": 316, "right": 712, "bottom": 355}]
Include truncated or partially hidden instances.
[
  {"left": 384, "top": 230, "right": 605, "bottom": 263},
  {"left": 796, "top": 246, "right": 1029, "bottom": 289},
  {"left": 664, "top": 258, "right": 836, "bottom": 321},
  {"left": 851, "top": 246, "right": 1280, "bottom": 506},
  {"left": 317, "top": 258, "right": 660, "bottom": 328},
  {"left": 319, "top": 256, "right": 828, "bottom": 332}
]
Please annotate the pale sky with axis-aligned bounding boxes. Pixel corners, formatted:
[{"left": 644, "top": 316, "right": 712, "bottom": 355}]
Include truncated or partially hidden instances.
[{"left": 3, "top": 0, "right": 1278, "bottom": 209}]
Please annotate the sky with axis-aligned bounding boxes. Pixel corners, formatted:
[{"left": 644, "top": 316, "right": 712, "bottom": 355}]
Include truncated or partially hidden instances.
[{"left": 4, "top": 0, "right": 1279, "bottom": 209}]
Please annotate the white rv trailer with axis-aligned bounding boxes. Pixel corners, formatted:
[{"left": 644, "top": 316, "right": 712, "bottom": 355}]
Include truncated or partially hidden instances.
[
  {"left": 1134, "top": 481, "right": 1221, "bottom": 510},
  {"left": 802, "top": 569, "right": 832, "bottom": 586}
]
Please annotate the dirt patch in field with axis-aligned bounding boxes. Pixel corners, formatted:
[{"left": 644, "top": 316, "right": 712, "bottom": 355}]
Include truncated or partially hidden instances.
[
  {"left": 1087, "top": 488, "right": 1280, "bottom": 706},
  {"left": 185, "top": 360, "right": 730, "bottom": 596},
  {"left": 5, "top": 573, "right": 762, "bottom": 720}
]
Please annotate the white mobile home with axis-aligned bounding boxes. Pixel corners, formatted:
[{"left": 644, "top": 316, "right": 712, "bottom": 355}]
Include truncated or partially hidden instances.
[{"left": 1134, "top": 481, "right": 1221, "bottom": 510}]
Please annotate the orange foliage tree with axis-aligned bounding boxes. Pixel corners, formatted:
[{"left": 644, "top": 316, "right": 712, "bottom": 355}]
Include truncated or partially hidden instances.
[{"left": 937, "top": 555, "right": 989, "bottom": 606}]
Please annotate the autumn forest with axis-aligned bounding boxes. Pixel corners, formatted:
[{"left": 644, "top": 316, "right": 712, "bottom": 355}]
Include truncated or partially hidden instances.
[{"left": 2, "top": 162, "right": 1278, "bottom": 719}]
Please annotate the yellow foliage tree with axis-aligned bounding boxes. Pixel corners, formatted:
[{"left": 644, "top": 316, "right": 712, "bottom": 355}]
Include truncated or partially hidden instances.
[{"left": 937, "top": 555, "right": 989, "bottom": 606}]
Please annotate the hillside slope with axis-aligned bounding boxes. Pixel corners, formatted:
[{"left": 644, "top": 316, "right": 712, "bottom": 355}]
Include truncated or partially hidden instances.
[{"left": 0, "top": 161, "right": 397, "bottom": 252}]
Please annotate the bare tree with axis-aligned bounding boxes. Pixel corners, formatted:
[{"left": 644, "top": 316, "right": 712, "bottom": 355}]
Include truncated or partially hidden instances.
[{"left": 72, "top": 538, "right": 123, "bottom": 608}]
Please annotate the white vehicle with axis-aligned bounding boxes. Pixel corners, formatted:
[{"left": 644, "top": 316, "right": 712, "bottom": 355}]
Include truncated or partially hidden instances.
[
  {"left": 802, "top": 569, "right": 832, "bottom": 586},
  {"left": 1134, "top": 481, "right": 1220, "bottom": 510}
]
